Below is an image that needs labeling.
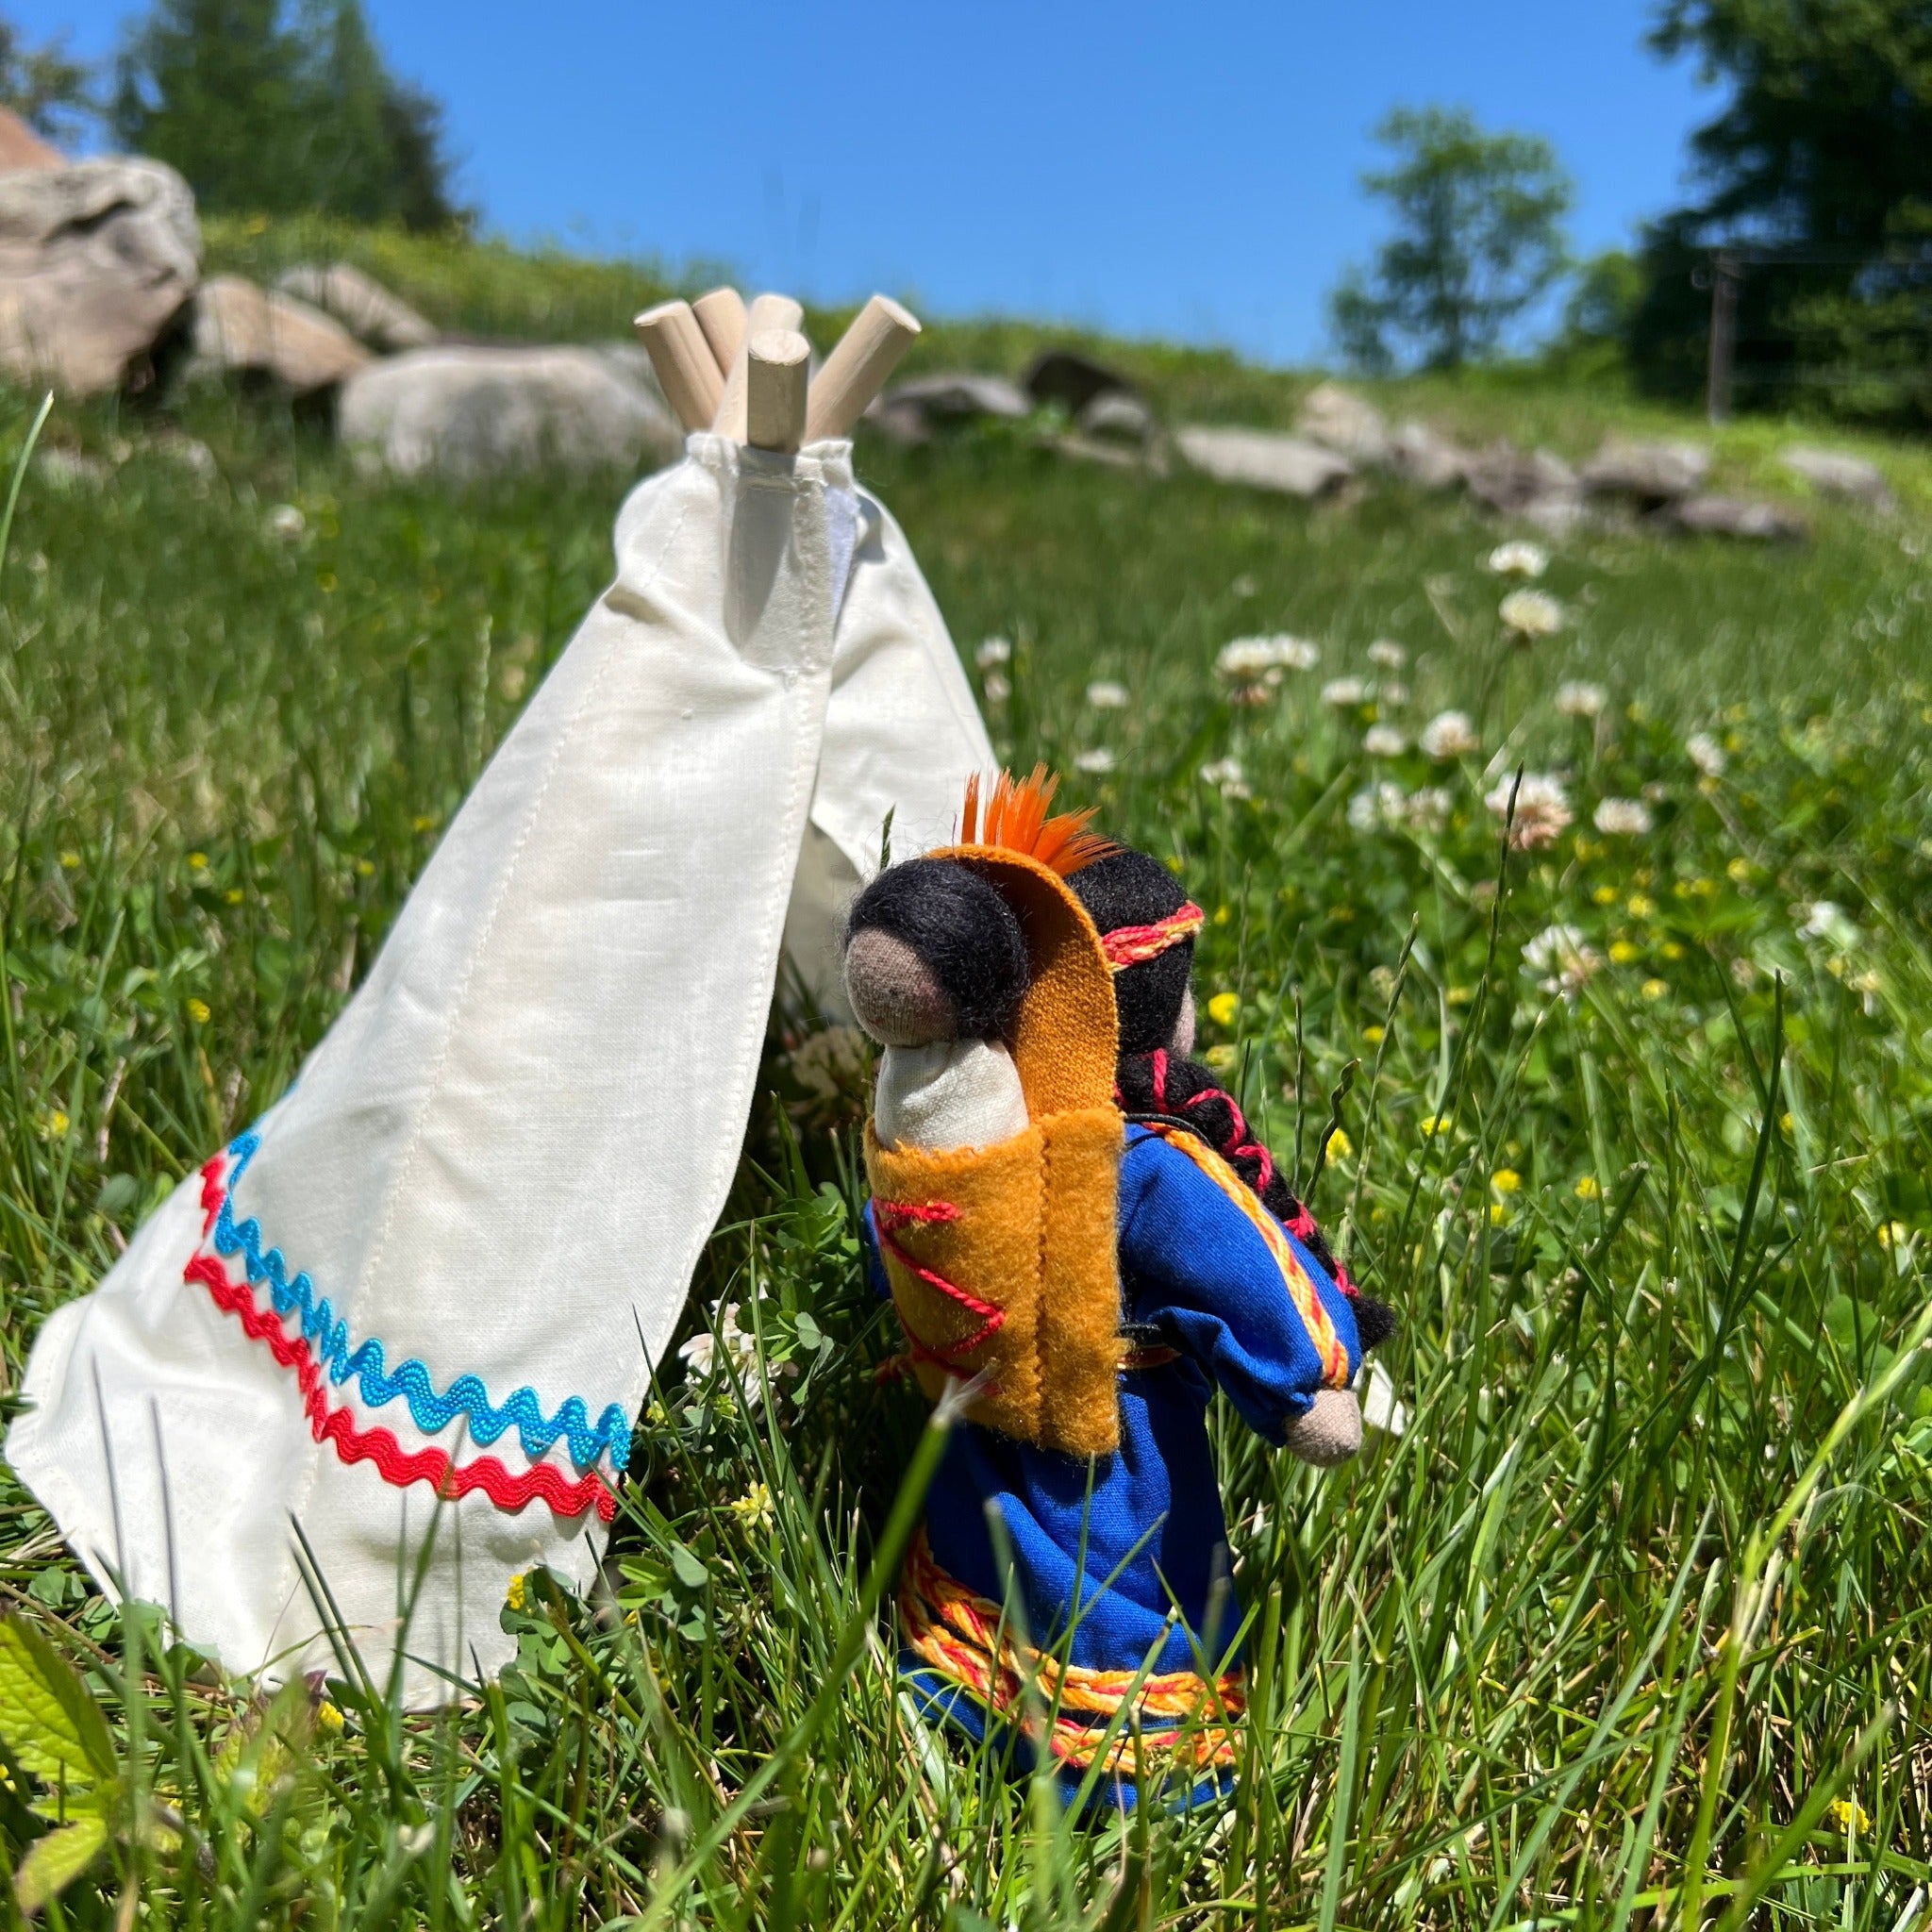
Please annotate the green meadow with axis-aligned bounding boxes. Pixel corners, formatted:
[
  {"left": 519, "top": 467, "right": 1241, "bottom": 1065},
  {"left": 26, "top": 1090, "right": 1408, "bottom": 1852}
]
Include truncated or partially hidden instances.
[{"left": 1, "top": 225, "right": 1930, "bottom": 1928}]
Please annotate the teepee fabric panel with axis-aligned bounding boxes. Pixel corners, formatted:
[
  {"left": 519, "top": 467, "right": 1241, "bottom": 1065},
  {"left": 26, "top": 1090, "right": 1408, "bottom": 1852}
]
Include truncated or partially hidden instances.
[{"left": 10, "top": 436, "right": 875, "bottom": 1701}]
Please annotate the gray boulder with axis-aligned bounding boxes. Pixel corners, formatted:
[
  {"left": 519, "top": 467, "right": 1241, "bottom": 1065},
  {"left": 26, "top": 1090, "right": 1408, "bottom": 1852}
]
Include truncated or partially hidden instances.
[
  {"left": 1077, "top": 387, "right": 1159, "bottom": 445},
  {"left": 869, "top": 372, "right": 1030, "bottom": 443},
  {"left": 0, "top": 157, "right": 199, "bottom": 395},
  {"left": 1671, "top": 493, "right": 1807, "bottom": 542},
  {"left": 188, "top": 275, "right": 373, "bottom": 393},
  {"left": 1780, "top": 445, "right": 1895, "bottom": 512},
  {"left": 1296, "top": 381, "right": 1389, "bottom": 464},
  {"left": 339, "top": 343, "right": 682, "bottom": 480},
  {"left": 1463, "top": 439, "right": 1585, "bottom": 530},
  {"left": 275, "top": 261, "right": 439, "bottom": 351},
  {"left": 1175, "top": 425, "right": 1353, "bottom": 497},
  {"left": 1579, "top": 436, "right": 1709, "bottom": 503},
  {"left": 1023, "top": 348, "right": 1136, "bottom": 416},
  {"left": 1387, "top": 420, "right": 1470, "bottom": 491}
]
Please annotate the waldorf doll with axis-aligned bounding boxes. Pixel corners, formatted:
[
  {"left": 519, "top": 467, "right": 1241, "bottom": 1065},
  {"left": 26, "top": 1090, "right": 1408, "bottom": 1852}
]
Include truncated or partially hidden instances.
[{"left": 842, "top": 771, "right": 1391, "bottom": 1812}]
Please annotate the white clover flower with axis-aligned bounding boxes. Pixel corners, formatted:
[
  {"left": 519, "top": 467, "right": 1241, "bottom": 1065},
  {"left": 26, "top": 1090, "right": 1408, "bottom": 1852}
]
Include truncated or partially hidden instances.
[
  {"left": 1484, "top": 772, "right": 1574, "bottom": 850},
  {"left": 1793, "top": 900, "right": 1858, "bottom": 948},
  {"left": 1368, "top": 639, "right": 1407, "bottom": 669},
  {"left": 1200, "top": 756, "right": 1250, "bottom": 799},
  {"left": 1556, "top": 680, "right": 1607, "bottom": 719},
  {"left": 975, "top": 636, "right": 1012, "bottom": 669},
  {"left": 1523, "top": 923, "right": 1604, "bottom": 1003},
  {"left": 1074, "top": 746, "right": 1117, "bottom": 774},
  {"left": 1215, "top": 634, "right": 1319, "bottom": 689},
  {"left": 1379, "top": 680, "right": 1409, "bottom": 707},
  {"left": 1085, "top": 679, "right": 1129, "bottom": 709},
  {"left": 981, "top": 671, "right": 1011, "bottom": 705},
  {"left": 1347, "top": 782, "right": 1407, "bottom": 832},
  {"left": 1403, "top": 786, "right": 1453, "bottom": 834},
  {"left": 678, "top": 1298, "right": 797, "bottom": 1400},
  {"left": 1363, "top": 724, "right": 1408, "bottom": 758},
  {"left": 1487, "top": 540, "right": 1548, "bottom": 578},
  {"left": 268, "top": 503, "right": 307, "bottom": 543},
  {"left": 1687, "top": 731, "right": 1727, "bottom": 776},
  {"left": 1593, "top": 796, "right": 1654, "bottom": 836},
  {"left": 1420, "top": 709, "right": 1481, "bottom": 759},
  {"left": 1500, "top": 589, "right": 1564, "bottom": 639},
  {"left": 1322, "top": 676, "right": 1368, "bottom": 708}
]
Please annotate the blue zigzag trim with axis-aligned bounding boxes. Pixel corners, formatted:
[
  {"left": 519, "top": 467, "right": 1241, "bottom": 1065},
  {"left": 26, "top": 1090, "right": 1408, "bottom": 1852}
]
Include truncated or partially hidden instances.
[{"left": 211, "top": 1132, "right": 633, "bottom": 1474}]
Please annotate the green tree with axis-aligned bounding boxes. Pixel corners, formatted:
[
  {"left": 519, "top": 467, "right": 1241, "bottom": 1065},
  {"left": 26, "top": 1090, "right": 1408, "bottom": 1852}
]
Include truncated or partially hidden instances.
[
  {"left": 0, "top": 14, "right": 96, "bottom": 142},
  {"left": 1328, "top": 106, "right": 1573, "bottom": 372},
  {"left": 1629, "top": 0, "right": 1932, "bottom": 422},
  {"left": 112, "top": 0, "right": 464, "bottom": 228}
]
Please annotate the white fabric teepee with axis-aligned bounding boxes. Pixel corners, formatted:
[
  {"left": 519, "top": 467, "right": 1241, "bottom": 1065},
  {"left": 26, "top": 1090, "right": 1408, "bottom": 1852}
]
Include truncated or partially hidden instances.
[{"left": 8, "top": 433, "right": 991, "bottom": 1703}]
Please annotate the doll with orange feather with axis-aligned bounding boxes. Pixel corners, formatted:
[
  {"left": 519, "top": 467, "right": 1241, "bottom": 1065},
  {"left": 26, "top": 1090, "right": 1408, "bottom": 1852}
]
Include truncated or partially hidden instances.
[{"left": 841, "top": 771, "right": 1393, "bottom": 1810}]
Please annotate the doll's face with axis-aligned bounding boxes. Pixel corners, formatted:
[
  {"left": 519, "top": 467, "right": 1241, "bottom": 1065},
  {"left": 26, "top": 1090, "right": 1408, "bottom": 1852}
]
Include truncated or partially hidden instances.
[
  {"left": 1171, "top": 983, "right": 1196, "bottom": 1058},
  {"left": 843, "top": 927, "right": 957, "bottom": 1047}
]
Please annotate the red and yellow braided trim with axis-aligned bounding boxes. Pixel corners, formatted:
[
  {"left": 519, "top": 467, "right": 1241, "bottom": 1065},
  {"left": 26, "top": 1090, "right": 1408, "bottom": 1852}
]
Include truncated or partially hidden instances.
[
  {"left": 1149, "top": 1126, "right": 1353, "bottom": 1388},
  {"left": 1099, "top": 902, "right": 1206, "bottom": 970},
  {"left": 899, "top": 1529, "right": 1242, "bottom": 1774}
]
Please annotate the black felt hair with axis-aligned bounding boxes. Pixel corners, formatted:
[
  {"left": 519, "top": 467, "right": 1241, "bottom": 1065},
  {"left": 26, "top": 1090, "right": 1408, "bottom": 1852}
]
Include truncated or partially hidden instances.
[
  {"left": 1066, "top": 847, "right": 1194, "bottom": 1057},
  {"left": 844, "top": 858, "right": 1031, "bottom": 1041}
]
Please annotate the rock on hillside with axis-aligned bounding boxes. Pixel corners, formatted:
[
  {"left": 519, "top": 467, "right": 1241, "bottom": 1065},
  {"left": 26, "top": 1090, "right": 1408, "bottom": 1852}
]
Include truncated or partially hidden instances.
[
  {"left": 1296, "top": 382, "right": 1389, "bottom": 465},
  {"left": 1579, "top": 436, "right": 1709, "bottom": 503},
  {"left": 339, "top": 343, "right": 681, "bottom": 479},
  {"left": 0, "top": 157, "right": 199, "bottom": 394},
  {"left": 1780, "top": 446, "right": 1895, "bottom": 512},
  {"left": 0, "top": 108, "right": 63, "bottom": 172},
  {"left": 1175, "top": 425, "right": 1353, "bottom": 497},
  {"left": 188, "top": 275, "right": 372, "bottom": 393},
  {"left": 275, "top": 261, "right": 439, "bottom": 352}
]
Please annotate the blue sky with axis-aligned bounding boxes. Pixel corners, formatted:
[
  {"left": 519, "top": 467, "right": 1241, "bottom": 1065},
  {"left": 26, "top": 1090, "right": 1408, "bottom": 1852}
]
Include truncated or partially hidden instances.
[{"left": 14, "top": 0, "right": 1717, "bottom": 363}]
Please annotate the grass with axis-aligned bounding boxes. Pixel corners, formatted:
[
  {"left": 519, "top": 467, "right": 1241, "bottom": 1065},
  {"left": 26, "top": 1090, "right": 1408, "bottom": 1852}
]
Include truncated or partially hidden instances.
[{"left": 0, "top": 225, "right": 1931, "bottom": 1926}]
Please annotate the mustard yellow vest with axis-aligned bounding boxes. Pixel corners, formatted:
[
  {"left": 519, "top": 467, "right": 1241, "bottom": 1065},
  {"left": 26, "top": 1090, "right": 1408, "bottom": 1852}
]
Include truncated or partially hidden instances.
[{"left": 864, "top": 842, "right": 1125, "bottom": 1458}]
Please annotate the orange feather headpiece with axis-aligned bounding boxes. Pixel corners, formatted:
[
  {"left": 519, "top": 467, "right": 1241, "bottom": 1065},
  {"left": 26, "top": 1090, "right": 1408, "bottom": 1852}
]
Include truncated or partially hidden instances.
[{"left": 957, "top": 767, "right": 1116, "bottom": 878}]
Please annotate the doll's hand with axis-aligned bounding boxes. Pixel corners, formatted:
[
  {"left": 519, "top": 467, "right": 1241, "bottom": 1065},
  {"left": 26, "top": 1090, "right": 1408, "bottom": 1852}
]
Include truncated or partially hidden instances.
[{"left": 1283, "top": 1388, "right": 1362, "bottom": 1467}]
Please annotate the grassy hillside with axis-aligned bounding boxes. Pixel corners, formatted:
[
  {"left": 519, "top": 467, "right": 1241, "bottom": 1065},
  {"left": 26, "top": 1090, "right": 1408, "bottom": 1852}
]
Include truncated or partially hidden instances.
[{"left": 0, "top": 225, "right": 1929, "bottom": 1927}]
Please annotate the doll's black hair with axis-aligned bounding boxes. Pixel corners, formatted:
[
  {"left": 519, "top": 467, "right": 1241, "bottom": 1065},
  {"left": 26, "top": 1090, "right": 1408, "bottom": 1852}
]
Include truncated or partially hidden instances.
[
  {"left": 844, "top": 858, "right": 1031, "bottom": 1041},
  {"left": 1065, "top": 848, "right": 1195, "bottom": 1056},
  {"left": 1070, "top": 845, "right": 1397, "bottom": 1354}
]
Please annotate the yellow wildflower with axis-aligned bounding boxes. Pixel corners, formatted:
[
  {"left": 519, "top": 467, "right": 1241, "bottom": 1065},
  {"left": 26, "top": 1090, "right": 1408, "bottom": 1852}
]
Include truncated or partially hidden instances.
[
  {"left": 1574, "top": 1175, "right": 1602, "bottom": 1201},
  {"left": 188, "top": 851, "right": 208, "bottom": 870},
  {"left": 1418, "top": 1113, "right": 1450, "bottom": 1138},
  {"left": 315, "top": 1701, "right": 344, "bottom": 1735},
  {"left": 1489, "top": 1202, "right": 1508, "bottom": 1226},
  {"left": 1591, "top": 885, "right": 1617, "bottom": 906},
  {"left": 1446, "top": 985, "right": 1474, "bottom": 1007},
  {"left": 1877, "top": 1222, "right": 1908, "bottom": 1251},
  {"left": 355, "top": 858, "right": 375, "bottom": 877},
  {"left": 728, "top": 1480, "right": 775, "bottom": 1534},
  {"left": 1726, "top": 857, "right": 1752, "bottom": 884},
  {"left": 1609, "top": 941, "right": 1641, "bottom": 965},
  {"left": 1626, "top": 893, "right": 1655, "bottom": 920},
  {"left": 1828, "top": 1798, "right": 1872, "bottom": 1834},
  {"left": 1324, "top": 1127, "right": 1354, "bottom": 1163},
  {"left": 225, "top": 889, "right": 244, "bottom": 906},
  {"left": 187, "top": 998, "right": 211, "bottom": 1024},
  {"left": 40, "top": 1109, "right": 70, "bottom": 1140},
  {"left": 1491, "top": 1168, "right": 1522, "bottom": 1195},
  {"left": 1204, "top": 1042, "right": 1238, "bottom": 1071},
  {"left": 1213, "top": 904, "right": 1231, "bottom": 926},
  {"left": 58, "top": 850, "right": 80, "bottom": 871},
  {"left": 1207, "top": 991, "right": 1240, "bottom": 1026},
  {"left": 1362, "top": 1024, "right": 1386, "bottom": 1044},
  {"left": 506, "top": 1572, "right": 529, "bottom": 1613},
  {"left": 1661, "top": 941, "right": 1685, "bottom": 961},
  {"left": 1779, "top": 1111, "right": 1793, "bottom": 1133},
  {"left": 1641, "top": 978, "right": 1669, "bottom": 1001}
]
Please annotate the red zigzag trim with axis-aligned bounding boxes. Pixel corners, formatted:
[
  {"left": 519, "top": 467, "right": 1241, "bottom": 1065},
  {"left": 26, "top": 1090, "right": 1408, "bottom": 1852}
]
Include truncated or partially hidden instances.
[{"left": 190, "top": 1160, "right": 617, "bottom": 1523}]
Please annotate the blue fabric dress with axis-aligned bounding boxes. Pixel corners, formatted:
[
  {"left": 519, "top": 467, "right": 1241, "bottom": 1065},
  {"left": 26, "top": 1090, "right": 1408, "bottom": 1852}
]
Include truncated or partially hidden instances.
[{"left": 868, "top": 1123, "right": 1364, "bottom": 1810}]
